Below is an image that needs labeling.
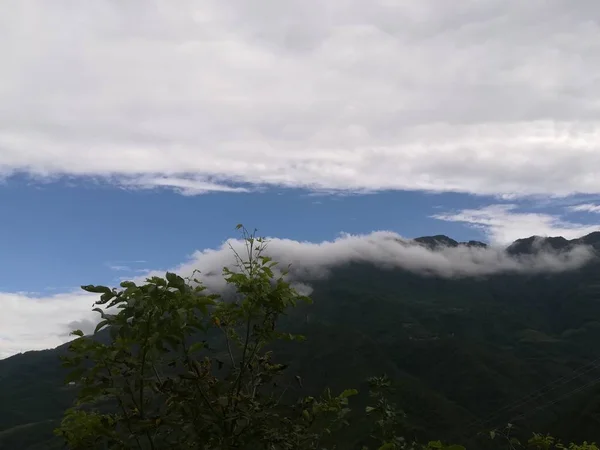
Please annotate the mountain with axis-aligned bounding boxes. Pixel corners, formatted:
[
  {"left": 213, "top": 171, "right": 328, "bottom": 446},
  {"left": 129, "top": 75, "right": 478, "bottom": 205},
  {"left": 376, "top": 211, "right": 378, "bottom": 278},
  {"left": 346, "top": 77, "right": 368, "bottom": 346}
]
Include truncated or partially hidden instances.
[
  {"left": 507, "top": 232, "right": 600, "bottom": 255},
  {"left": 3, "top": 232, "right": 600, "bottom": 448},
  {"left": 413, "top": 235, "right": 487, "bottom": 250}
]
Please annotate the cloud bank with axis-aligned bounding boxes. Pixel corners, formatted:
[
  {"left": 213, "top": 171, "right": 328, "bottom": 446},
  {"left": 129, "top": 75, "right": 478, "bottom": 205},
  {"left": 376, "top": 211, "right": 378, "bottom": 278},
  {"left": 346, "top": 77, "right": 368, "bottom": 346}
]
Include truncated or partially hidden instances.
[
  {"left": 2, "top": 1, "right": 600, "bottom": 197},
  {"left": 151, "top": 231, "right": 597, "bottom": 290}
]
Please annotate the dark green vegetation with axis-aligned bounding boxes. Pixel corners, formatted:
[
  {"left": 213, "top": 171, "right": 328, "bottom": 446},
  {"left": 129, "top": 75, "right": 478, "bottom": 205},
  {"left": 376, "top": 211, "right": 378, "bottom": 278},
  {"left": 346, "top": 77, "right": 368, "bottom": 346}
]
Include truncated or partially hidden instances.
[{"left": 3, "top": 228, "right": 600, "bottom": 448}]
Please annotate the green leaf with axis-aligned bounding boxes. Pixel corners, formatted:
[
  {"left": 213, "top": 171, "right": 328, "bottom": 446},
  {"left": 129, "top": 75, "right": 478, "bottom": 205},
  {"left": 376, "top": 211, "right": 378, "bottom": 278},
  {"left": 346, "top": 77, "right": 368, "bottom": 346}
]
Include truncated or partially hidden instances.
[
  {"left": 70, "top": 329, "right": 84, "bottom": 337},
  {"left": 166, "top": 272, "right": 186, "bottom": 291},
  {"left": 94, "top": 320, "right": 109, "bottom": 334},
  {"left": 65, "top": 367, "right": 85, "bottom": 383},
  {"left": 92, "top": 308, "right": 107, "bottom": 320},
  {"left": 147, "top": 276, "right": 167, "bottom": 286},
  {"left": 340, "top": 389, "right": 358, "bottom": 399},
  {"left": 188, "top": 342, "right": 206, "bottom": 353},
  {"left": 378, "top": 443, "right": 395, "bottom": 450},
  {"left": 195, "top": 296, "right": 216, "bottom": 307},
  {"left": 81, "top": 285, "right": 112, "bottom": 294},
  {"left": 165, "top": 272, "right": 178, "bottom": 284},
  {"left": 99, "top": 292, "right": 115, "bottom": 303},
  {"left": 490, "top": 430, "right": 496, "bottom": 440},
  {"left": 235, "top": 223, "right": 243, "bottom": 230},
  {"left": 180, "top": 372, "right": 197, "bottom": 380}
]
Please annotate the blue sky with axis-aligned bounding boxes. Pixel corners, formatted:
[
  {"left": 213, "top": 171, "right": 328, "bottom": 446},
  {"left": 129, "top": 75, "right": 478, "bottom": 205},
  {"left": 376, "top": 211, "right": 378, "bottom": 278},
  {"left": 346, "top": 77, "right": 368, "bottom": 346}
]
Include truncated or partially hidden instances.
[
  {"left": 1, "top": 174, "right": 492, "bottom": 293},
  {"left": 2, "top": 174, "right": 600, "bottom": 294},
  {"left": 2, "top": 0, "right": 600, "bottom": 358}
]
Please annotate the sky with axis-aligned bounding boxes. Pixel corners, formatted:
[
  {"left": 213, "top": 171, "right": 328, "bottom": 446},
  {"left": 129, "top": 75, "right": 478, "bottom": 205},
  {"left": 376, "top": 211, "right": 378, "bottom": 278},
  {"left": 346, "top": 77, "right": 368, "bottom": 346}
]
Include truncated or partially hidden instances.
[{"left": 2, "top": 0, "right": 600, "bottom": 358}]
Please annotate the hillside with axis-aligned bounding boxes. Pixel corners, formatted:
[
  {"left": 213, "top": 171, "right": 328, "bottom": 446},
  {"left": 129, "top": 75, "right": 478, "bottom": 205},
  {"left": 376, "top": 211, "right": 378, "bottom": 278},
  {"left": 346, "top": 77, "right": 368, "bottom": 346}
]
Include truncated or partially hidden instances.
[{"left": 3, "top": 233, "right": 600, "bottom": 448}]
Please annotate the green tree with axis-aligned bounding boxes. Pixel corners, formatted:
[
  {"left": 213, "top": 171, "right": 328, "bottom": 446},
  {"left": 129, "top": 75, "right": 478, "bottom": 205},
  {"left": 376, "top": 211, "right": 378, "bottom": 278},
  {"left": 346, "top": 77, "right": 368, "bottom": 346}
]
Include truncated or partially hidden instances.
[{"left": 55, "top": 226, "right": 366, "bottom": 449}]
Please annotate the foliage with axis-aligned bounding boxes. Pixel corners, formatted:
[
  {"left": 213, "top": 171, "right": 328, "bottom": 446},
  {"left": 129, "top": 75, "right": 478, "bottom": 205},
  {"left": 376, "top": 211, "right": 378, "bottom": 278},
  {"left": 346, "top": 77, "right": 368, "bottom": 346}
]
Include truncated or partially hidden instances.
[
  {"left": 527, "top": 432, "right": 598, "bottom": 449},
  {"left": 486, "top": 425, "right": 599, "bottom": 450},
  {"left": 54, "top": 226, "right": 406, "bottom": 449}
]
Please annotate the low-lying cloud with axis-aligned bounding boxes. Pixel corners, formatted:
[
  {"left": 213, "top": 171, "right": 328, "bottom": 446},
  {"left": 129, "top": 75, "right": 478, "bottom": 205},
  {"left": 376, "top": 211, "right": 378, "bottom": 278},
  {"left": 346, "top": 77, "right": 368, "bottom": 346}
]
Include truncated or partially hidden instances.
[
  {"left": 1, "top": 230, "right": 596, "bottom": 360},
  {"left": 0, "top": 290, "right": 99, "bottom": 360},
  {"left": 149, "top": 231, "right": 596, "bottom": 295}
]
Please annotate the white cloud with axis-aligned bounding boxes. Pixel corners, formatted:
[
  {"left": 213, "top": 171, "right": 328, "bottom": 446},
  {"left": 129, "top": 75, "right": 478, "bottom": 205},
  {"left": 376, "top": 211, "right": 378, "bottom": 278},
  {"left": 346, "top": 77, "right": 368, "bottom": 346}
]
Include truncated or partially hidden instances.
[
  {"left": 0, "top": 290, "right": 99, "bottom": 359},
  {"left": 2, "top": 1, "right": 600, "bottom": 197},
  {"left": 155, "top": 230, "right": 597, "bottom": 290},
  {"left": 568, "top": 203, "right": 600, "bottom": 214},
  {"left": 119, "top": 176, "right": 251, "bottom": 195},
  {"left": 433, "top": 204, "right": 600, "bottom": 244},
  {"left": 107, "top": 264, "right": 132, "bottom": 272}
]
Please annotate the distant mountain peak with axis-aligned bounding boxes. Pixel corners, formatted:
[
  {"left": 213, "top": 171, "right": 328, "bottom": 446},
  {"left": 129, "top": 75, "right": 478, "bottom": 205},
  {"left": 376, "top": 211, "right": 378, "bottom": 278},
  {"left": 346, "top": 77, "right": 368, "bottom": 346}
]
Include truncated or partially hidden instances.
[
  {"left": 507, "top": 234, "right": 568, "bottom": 249},
  {"left": 411, "top": 231, "right": 600, "bottom": 255},
  {"left": 413, "top": 235, "right": 487, "bottom": 250},
  {"left": 574, "top": 231, "right": 600, "bottom": 246},
  {"left": 414, "top": 235, "right": 459, "bottom": 249},
  {"left": 506, "top": 232, "right": 600, "bottom": 255},
  {"left": 465, "top": 240, "right": 487, "bottom": 248}
]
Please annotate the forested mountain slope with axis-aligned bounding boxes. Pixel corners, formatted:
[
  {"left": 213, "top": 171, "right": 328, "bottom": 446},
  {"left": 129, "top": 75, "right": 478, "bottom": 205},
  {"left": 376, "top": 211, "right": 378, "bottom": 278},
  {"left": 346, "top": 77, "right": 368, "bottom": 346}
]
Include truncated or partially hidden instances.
[{"left": 3, "top": 233, "right": 600, "bottom": 448}]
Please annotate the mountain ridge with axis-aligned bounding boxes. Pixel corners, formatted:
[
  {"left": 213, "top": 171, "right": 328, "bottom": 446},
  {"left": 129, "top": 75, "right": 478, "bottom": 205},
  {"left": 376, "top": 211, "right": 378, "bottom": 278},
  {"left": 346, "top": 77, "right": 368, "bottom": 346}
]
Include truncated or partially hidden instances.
[
  {"left": 3, "top": 230, "right": 600, "bottom": 448},
  {"left": 412, "top": 231, "right": 600, "bottom": 255}
]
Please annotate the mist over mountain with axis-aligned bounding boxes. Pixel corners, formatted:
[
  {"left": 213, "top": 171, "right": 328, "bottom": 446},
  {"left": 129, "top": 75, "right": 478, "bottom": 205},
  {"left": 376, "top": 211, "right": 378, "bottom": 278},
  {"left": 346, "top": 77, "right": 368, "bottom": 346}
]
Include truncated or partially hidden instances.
[
  {"left": 143, "top": 231, "right": 600, "bottom": 300},
  {"left": 4, "top": 230, "right": 599, "bottom": 365},
  {"left": 3, "top": 230, "right": 600, "bottom": 448}
]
